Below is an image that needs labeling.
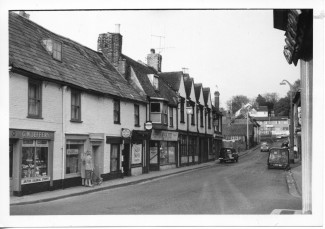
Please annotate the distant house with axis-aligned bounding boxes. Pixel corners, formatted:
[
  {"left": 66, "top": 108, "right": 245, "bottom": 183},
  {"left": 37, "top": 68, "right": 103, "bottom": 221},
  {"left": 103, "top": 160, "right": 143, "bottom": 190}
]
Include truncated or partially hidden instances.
[
  {"left": 250, "top": 106, "right": 268, "bottom": 117},
  {"left": 254, "top": 116, "right": 290, "bottom": 140}
]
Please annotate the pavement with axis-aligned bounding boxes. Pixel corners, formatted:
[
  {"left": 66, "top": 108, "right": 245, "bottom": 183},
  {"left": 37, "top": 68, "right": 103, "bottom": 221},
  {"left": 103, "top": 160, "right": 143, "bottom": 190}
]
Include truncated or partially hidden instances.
[{"left": 13, "top": 145, "right": 301, "bottom": 210}]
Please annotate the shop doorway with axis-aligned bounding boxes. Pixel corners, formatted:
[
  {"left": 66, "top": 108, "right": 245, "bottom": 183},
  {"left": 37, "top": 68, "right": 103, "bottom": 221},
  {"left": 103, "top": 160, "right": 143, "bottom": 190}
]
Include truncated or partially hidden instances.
[
  {"left": 9, "top": 142, "right": 13, "bottom": 195},
  {"left": 122, "top": 144, "right": 130, "bottom": 176},
  {"left": 149, "top": 141, "right": 159, "bottom": 171},
  {"left": 92, "top": 145, "right": 100, "bottom": 177}
]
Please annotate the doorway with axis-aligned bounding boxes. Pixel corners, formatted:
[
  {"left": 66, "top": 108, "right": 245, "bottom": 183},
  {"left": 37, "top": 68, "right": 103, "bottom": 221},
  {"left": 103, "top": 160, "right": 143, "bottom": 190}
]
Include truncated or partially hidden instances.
[{"left": 122, "top": 143, "right": 130, "bottom": 176}]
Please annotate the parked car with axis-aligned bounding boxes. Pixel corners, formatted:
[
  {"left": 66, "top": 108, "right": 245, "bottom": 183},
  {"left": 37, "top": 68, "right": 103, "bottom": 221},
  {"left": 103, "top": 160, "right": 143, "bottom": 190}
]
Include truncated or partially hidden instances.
[
  {"left": 260, "top": 142, "right": 270, "bottom": 152},
  {"left": 267, "top": 147, "right": 290, "bottom": 170},
  {"left": 219, "top": 148, "right": 238, "bottom": 163}
]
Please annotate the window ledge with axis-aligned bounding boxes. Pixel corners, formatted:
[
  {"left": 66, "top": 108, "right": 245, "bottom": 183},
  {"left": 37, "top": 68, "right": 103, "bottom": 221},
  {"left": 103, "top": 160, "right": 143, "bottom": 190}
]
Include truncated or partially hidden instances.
[
  {"left": 27, "top": 115, "right": 43, "bottom": 119},
  {"left": 180, "top": 121, "right": 185, "bottom": 124},
  {"left": 114, "top": 122, "right": 121, "bottom": 125},
  {"left": 191, "top": 124, "right": 195, "bottom": 126},
  {"left": 134, "top": 124, "right": 141, "bottom": 127},
  {"left": 70, "top": 119, "right": 83, "bottom": 123}
]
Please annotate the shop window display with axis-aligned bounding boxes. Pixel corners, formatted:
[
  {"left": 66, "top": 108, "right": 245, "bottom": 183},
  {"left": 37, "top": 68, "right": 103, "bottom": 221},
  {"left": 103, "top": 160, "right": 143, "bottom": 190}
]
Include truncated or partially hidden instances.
[
  {"left": 160, "top": 141, "right": 176, "bottom": 165},
  {"left": 21, "top": 140, "right": 48, "bottom": 179},
  {"left": 66, "top": 141, "right": 84, "bottom": 174}
]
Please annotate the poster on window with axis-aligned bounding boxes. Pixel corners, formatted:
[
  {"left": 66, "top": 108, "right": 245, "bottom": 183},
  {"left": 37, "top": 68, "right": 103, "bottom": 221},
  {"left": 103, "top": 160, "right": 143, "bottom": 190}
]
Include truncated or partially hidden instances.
[{"left": 132, "top": 144, "right": 142, "bottom": 164}]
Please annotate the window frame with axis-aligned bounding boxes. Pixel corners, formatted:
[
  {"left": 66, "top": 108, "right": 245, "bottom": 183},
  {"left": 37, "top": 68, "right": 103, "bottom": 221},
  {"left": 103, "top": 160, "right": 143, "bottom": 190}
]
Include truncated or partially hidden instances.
[
  {"left": 70, "top": 89, "right": 82, "bottom": 122},
  {"left": 113, "top": 99, "right": 121, "bottom": 124},
  {"left": 200, "top": 106, "right": 204, "bottom": 127},
  {"left": 52, "top": 40, "right": 62, "bottom": 61},
  {"left": 27, "top": 79, "right": 42, "bottom": 118},
  {"left": 169, "top": 106, "right": 173, "bottom": 127},
  {"left": 150, "top": 102, "right": 161, "bottom": 113},
  {"left": 134, "top": 104, "right": 140, "bottom": 127},
  {"left": 191, "top": 105, "right": 195, "bottom": 125},
  {"left": 208, "top": 110, "right": 211, "bottom": 129},
  {"left": 180, "top": 98, "right": 185, "bottom": 123},
  {"left": 163, "top": 103, "right": 168, "bottom": 125}
]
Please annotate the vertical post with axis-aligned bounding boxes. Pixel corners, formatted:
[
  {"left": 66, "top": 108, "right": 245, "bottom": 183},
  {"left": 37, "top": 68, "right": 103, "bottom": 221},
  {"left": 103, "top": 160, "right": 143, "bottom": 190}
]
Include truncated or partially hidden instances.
[
  {"left": 247, "top": 112, "right": 249, "bottom": 150},
  {"left": 301, "top": 60, "right": 313, "bottom": 214},
  {"left": 289, "top": 90, "right": 294, "bottom": 161}
]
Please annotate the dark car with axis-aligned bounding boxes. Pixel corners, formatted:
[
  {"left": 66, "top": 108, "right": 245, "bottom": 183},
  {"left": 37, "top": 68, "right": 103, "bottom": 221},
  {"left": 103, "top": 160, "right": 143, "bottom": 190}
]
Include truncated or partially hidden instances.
[
  {"left": 219, "top": 148, "right": 238, "bottom": 163},
  {"left": 267, "top": 147, "right": 290, "bottom": 170}
]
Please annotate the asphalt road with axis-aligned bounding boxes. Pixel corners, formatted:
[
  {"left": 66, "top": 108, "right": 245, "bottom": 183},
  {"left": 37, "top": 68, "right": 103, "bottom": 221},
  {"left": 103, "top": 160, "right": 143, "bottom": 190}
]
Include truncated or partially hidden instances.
[{"left": 11, "top": 142, "right": 301, "bottom": 215}]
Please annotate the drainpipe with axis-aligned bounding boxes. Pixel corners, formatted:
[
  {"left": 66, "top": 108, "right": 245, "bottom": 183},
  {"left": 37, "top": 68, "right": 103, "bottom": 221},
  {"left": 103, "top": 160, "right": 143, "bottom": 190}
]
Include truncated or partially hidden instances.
[{"left": 61, "top": 85, "right": 67, "bottom": 189}]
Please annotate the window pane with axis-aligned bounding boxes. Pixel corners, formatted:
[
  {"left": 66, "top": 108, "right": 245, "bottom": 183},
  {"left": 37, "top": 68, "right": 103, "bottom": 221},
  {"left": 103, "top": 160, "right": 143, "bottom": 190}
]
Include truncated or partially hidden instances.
[
  {"left": 151, "top": 103, "right": 160, "bottom": 112},
  {"left": 160, "top": 141, "right": 168, "bottom": 165},
  {"left": 28, "top": 82, "right": 41, "bottom": 116},
  {"left": 111, "top": 144, "right": 119, "bottom": 172},
  {"left": 168, "top": 142, "right": 176, "bottom": 163},
  {"left": 66, "top": 144, "right": 82, "bottom": 174}
]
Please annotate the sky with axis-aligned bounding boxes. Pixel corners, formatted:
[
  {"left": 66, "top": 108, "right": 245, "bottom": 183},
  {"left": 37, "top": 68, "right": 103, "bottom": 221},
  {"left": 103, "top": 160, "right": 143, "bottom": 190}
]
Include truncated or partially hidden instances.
[{"left": 21, "top": 10, "right": 301, "bottom": 108}]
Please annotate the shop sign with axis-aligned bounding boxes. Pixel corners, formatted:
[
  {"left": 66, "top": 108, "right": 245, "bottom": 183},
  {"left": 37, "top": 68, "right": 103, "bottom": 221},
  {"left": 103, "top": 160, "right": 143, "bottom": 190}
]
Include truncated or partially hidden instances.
[
  {"left": 122, "top": 128, "right": 131, "bottom": 138},
  {"left": 67, "top": 149, "right": 79, "bottom": 155},
  {"left": 10, "top": 129, "right": 54, "bottom": 139},
  {"left": 151, "top": 130, "right": 179, "bottom": 141},
  {"left": 132, "top": 144, "right": 142, "bottom": 164},
  {"left": 21, "top": 176, "right": 50, "bottom": 184},
  {"left": 145, "top": 122, "right": 153, "bottom": 130}
]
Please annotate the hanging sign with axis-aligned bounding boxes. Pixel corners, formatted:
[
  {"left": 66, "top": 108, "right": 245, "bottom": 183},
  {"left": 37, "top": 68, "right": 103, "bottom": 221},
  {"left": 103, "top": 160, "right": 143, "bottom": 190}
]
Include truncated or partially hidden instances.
[
  {"left": 121, "top": 128, "right": 131, "bottom": 138},
  {"left": 145, "top": 122, "right": 153, "bottom": 130}
]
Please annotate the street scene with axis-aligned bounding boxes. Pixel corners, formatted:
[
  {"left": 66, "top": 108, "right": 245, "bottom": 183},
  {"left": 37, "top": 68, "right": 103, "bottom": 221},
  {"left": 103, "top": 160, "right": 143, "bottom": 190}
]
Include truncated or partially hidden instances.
[
  {"left": 10, "top": 139, "right": 301, "bottom": 215},
  {"left": 3, "top": 5, "right": 323, "bottom": 228}
]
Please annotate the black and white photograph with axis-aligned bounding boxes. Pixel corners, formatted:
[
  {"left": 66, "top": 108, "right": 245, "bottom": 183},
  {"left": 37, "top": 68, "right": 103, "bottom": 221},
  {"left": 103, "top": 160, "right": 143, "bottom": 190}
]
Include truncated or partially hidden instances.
[{"left": 1, "top": 0, "right": 324, "bottom": 228}]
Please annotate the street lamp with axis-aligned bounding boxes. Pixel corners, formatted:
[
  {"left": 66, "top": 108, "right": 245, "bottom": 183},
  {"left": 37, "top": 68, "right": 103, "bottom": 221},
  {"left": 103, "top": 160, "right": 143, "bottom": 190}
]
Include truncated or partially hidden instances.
[{"left": 280, "top": 79, "right": 294, "bottom": 162}]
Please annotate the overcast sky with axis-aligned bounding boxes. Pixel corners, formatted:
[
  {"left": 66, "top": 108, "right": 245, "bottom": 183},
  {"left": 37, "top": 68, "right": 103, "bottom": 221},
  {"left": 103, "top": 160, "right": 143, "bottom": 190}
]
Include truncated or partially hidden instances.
[{"left": 21, "top": 10, "right": 300, "bottom": 108}]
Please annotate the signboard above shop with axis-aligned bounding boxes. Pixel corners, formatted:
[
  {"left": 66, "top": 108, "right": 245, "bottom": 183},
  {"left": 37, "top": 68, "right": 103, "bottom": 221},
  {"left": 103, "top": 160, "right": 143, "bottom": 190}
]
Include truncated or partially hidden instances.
[{"left": 151, "top": 130, "right": 179, "bottom": 141}]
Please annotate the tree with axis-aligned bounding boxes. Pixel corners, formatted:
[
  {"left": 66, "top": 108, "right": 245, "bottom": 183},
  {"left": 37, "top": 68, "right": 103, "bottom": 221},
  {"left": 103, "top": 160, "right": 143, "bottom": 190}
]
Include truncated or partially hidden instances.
[
  {"left": 255, "top": 94, "right": 267, "bottom": 107},
  {"left": 262, "top": 92, "right": 280, "bottom": 111},
  {"left": 286, "top": 79, "right": 301, "bottom": 98},
  {"left": 274, "top": 96, "right": 290, "bottom": 116},
  {"left": 226, "top": 95, "right": 250, "bottom": 115}
]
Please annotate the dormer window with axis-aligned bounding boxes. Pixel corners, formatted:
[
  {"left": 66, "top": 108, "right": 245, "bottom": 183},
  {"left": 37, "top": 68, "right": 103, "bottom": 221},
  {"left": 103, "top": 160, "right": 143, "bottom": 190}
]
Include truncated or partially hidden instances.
[
  {"left": 41, "top": 39, "right": 62, "bottom": 61},
  {"left": 148, "top": 74, "right": 159, "bottom": 90}
]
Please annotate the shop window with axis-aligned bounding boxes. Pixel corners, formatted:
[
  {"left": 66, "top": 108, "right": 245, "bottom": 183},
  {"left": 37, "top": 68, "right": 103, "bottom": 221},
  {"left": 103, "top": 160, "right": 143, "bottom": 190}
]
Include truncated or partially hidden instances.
[
  {"left": 71, "top": 89, "right": 81, "bottom": 122},
  {"left": 28, "top": 79, "right": 42, "bottom": 118},
  {"left": 188, "top": 137, "right": 196, "bottom": 156},
  {"left": 180, "top": 135, "right": 187, "bottom": 156},
  {"left": 150, "top": 141, "right": 159, "bottom": 164},
  {"left": 22, "top": 140, "right": 48, "bottom": 179},
  {"left": 160, "top": 141, "right": 176, "bottom": 165},
  {"left": 66, "top": 140, "right": 84, "bottom": 174},
  {"left": 134, "top": 104, "right": 140, "bottom": 126},
  {"left": 114, "top": 100, "right": 120, "bottom": 124},
  {"left": 111, "top": 144, "right": 120, "bottom": 172}
]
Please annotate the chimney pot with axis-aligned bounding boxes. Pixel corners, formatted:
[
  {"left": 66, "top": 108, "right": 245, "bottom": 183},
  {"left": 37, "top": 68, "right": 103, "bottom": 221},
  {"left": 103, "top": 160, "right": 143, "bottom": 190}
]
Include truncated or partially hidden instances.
[{"left": 150, "top": 49, "right": 155, "bottom": 54}]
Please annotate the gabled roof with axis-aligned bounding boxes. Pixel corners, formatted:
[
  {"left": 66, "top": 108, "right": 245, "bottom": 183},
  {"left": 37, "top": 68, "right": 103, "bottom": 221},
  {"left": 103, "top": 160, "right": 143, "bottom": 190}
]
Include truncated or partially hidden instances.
[
  {"left": 202, "top": 87, "right": 210, "bottom": 107},
  {"left": 9, "top": 12, "right": 147, "bottom": 103},
  {"left": 159, "top": 71, "right": 183, "bottom": 92},
  {"left": 194, "top": 83, "right": 202, "bottom": 102},
  {"left": 121, "top": 54, "right": 178, "bottom": 106},
  {"left": 183, "top": 75, "right": 193, "bottom": 99}
]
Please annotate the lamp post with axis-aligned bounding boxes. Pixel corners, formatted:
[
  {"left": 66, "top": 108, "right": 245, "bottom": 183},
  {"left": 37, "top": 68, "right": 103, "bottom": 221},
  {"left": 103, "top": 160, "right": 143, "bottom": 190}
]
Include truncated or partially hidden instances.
[
  {"left": 186, "top": 102, "right": 193, "bottom": 166},
  {"left": 280, "top": 79, "right": 294, "bottom": 162}
]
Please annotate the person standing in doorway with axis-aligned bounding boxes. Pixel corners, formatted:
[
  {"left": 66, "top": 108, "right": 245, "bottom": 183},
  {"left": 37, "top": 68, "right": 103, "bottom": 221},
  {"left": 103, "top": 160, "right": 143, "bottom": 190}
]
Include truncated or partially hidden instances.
[
  {"left": 80, "top": 151, "right": 86, "bottom": 186},
  {"left": 85, "top": 151, "right": 94, "bottom": 187}
]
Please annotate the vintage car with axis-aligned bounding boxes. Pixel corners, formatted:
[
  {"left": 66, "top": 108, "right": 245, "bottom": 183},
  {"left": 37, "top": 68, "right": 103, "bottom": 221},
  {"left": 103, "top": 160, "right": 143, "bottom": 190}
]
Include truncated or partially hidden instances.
[
  {"left": 219, "top": 147, "right": 238, "bottom": 163},
  {"left": 260, "top": 142, "right": 270, "bottom": 152},
  {"left": 267, "top": 147, "right": 290, "bottom": 170}
]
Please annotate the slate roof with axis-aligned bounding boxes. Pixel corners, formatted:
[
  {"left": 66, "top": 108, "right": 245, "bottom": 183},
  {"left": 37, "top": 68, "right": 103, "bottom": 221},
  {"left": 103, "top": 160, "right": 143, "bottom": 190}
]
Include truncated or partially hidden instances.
[
  {"left": 202, "top": 87, "right": 210, "bottom": 107},
  {"left": 159, "top": 71, "right": 183, "bottom": 92},
  {"left": 9, "top": 12, "right": 147, "bottom": 103},
  {"left": 222, "top": 123, "right": 254, "bottom": 136},
  {"left": 194, "top": 83, "right": 202, "bottom": 103},
  {"left": 121, "top": 54, "right": 178, "bottom": 107},
  {"left": 257, "top": 106, "right": 268, "bottom": 112}
]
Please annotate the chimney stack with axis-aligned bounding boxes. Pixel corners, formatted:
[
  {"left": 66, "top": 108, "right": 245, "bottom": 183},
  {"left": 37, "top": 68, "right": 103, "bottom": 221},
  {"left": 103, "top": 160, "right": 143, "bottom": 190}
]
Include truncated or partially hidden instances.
[
  {"left": 182, "top": 68, "right": 189, "bottom": 74},
  {"left": 214, "top": 91, "right": 220, "bottom": 111},
  {"left": 97, "top": 25, "right": 123, "bottom": 68},
  {"left": 19, "top": 11, "right": 30, "bottom": 19},
  {"left": 147, "top": 49, "right": 162, "bottom": 72}
]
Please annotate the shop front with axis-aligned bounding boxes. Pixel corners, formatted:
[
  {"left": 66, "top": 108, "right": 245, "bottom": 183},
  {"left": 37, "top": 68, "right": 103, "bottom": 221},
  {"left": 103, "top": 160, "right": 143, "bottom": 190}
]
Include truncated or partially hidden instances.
[
  {"left": 149, "top": 130, "right": 178, "bottom": 171},
  {"left": 9, "top": 129, "right": 54, "bottom": 196},
  {"left": 131, "top": 130, "right": 150, "bottom": 175},
  {"left": 213, "top": 133, "right": 223, "bottom": 159}
]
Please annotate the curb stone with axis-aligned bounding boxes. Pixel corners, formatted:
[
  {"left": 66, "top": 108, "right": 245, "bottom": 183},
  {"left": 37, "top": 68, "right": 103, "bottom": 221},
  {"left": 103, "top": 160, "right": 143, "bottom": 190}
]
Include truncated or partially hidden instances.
[{"left": 285, "top": 170, "right": 301, "bottom": 198}]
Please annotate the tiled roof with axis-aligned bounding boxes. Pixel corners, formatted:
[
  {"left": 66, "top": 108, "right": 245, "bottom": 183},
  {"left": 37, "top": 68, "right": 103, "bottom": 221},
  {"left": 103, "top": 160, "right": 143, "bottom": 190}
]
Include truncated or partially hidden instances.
[
  {"left": 202, "top": 87, "right": 210, "bottom": 106},
  {"left": 257, "top": 106, "right": 268, "bottom": 112},
  {"left": 159, "top": 71, "right": 182, "bottom": 92},
  {"left": 254, "top": 116, "right": 289, "bottom": 121},
  {"left": 194, "top": 83, "right": 202, "bottom": 102},
  {"left": 121, "top": 54, "right": 178, "bottom": 107},
  {"left": 9, "top": 12, "right": 147, "bottom": 103},
  {"left": 222, "top": 123, "right": 254, "bottom": 136}
]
